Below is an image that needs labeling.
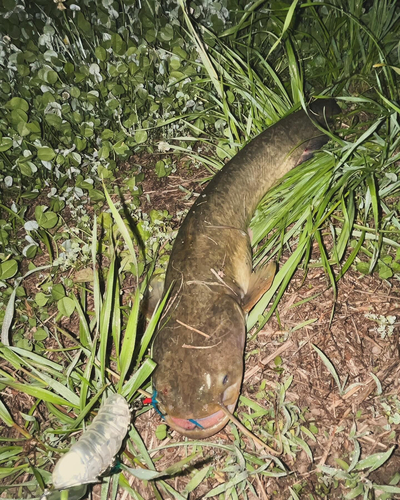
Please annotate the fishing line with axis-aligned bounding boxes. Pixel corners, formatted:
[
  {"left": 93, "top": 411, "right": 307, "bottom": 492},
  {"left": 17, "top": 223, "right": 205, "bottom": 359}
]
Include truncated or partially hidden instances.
[
  {"left": 188, "top": 419, "right": 204, "bottom": 429},
  {"left": 143, "top": 390, "right": 165, "bottom": 419},
  {"left": 143, "top": 392, "right": 204, "bottom": 429}
]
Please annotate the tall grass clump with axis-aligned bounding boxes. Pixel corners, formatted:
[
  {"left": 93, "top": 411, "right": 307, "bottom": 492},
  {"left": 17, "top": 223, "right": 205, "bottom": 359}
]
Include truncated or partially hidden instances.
[{"left": 170, "top": 0, "right": 400, "bottom": 333}]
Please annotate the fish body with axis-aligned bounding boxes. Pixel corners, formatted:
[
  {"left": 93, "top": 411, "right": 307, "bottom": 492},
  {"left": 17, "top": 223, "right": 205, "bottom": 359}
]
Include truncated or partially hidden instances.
[{"left": 152, "top": 100, "right": 340, "bottom": 438}]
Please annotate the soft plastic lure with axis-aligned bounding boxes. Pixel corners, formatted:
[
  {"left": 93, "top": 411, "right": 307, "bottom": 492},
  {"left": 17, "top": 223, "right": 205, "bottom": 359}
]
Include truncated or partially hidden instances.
[{"left": 52, "top": 393, "right": 131, "bottom": 490}]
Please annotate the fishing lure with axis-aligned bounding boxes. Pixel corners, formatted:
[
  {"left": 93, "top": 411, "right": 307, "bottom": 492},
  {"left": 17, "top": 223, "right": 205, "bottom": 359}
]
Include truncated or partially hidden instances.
[{"left": 52, "top": 393, "right": 131, "bottom": 490}]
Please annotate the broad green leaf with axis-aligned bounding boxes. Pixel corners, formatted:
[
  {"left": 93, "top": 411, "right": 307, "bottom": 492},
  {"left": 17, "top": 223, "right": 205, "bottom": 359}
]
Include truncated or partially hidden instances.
[
  {"left": 51, "top": 284, "right": 66, "bottom": 301},
  {"left": 11, "top": 108, "right": 28, "bottom": 124},
  {"left": 45, "top": 114, "right": 62, "bottom": 128},
  {"left": 35, "top": 292, "right": 49, "bottom": 307},
  {"left": 95, "top": 46, "right": 107, "bottom": 61},
  {"left": 33, "top": 328, "right": 48, "bottom": 341},
  {"left": 7, "top": 97, "right": 29, "bottom": 111},
  {"left": 134, "top": 130, "right": 147, "bottom": 144},
  {"left": 88, "top": 189, "right": 105, "bottom": 201},
  {"left": 57, "top": 297, "right": 76, "bottom": 317},
  {"left": 0, "top": 137, "right": 13, "bottom": 152},
  {"left": 38, "top": 211, "right": 58, "bottom": 229},
  {"left": 17, "top": 121, "right": 30, "bottom": 137},
  {"left": 111, "top": 33, "right": 126, "bottom": 54},
  {"left": 37, "top": 147, "right": 56, "bottom": 161},
  {"left": 155, "top": 424, "right": 167, "bottom": 440},
  {"left": 155, "top": 160, "right": 167, "bottom": 177},
  {"left": 0, "top": 259, "right": 18, "bottom": 279}
]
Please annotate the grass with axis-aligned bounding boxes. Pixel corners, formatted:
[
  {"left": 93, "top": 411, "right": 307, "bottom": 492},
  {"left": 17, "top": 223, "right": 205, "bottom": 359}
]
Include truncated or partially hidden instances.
[{"left": 1, "top": 0, "right": 400, "bottom": 498}]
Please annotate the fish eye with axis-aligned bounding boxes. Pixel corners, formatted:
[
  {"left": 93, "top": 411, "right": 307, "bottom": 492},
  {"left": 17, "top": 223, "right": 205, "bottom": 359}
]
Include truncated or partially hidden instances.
[{"left": 222, "top": 375, "right": 229, "bottom": 385}]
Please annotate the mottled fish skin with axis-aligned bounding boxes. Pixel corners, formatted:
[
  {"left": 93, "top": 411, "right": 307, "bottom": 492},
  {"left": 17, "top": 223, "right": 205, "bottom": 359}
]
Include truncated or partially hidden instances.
[{"left": 152, "top": 100, "right": 340, "bottom": 438}]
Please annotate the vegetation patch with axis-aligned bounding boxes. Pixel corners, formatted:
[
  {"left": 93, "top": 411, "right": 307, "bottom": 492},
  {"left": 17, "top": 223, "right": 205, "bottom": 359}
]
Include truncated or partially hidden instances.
[{"left": 1, "top": 0, "right": 400, "bottom": 498}]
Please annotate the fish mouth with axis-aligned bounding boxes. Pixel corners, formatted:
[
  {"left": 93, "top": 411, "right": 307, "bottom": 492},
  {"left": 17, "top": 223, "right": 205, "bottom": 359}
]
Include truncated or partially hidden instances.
[
  {"left": 155, "top": 380, "right": 242, "bottom": 438},
  {"left": 164, "top": 403, "right": 236, "bottom": 439}
]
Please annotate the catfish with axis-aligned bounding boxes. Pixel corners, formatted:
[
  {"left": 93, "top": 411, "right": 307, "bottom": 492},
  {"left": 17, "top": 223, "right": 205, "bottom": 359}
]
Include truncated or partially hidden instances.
[{"left": 151, "top": 100, "right": 340, "bottom": 438}]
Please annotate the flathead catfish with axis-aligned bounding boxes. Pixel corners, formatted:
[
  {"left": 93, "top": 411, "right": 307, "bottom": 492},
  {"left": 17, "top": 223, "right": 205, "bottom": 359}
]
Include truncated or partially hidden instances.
[{"left": 152, "top": 99, "right": 340, "bottom": 438}]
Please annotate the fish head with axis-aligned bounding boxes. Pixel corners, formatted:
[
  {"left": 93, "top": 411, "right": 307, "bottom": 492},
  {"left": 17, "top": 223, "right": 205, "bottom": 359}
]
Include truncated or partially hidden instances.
[{"left": 152, "top": 292, "right": 246, "bottom": 438}]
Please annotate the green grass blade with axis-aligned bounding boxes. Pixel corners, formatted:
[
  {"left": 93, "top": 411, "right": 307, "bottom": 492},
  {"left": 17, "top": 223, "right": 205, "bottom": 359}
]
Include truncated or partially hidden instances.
[
  {"left": 366, "top": 174, "right": 380, "bottom": 230},
  {"left": 92, "top": 215, "right": 101, "bottom": 336},
  {"left": 103, "top": 183, "right": 139, "bottom": 282},
  {"left": 127, "top": 425, "right": 155, "bottom": 470},
  {"left": 46, "top": 402, "right": 76, "bottom": 425},
  {"left": 182, "top": 465, "right": 211, "bottom": 496},
  {"left": 315, "top": 228, "right": 337, "bottom": 301},
  {"left": 336, "top": 231, "right": 365, "bottom": 281},
  {"left": 268, "top": 0, "right": 299, "bottom": 57},
  {"left": 333, "top": 196, "right": 355, "bottom": 264},
  {"left": 71, "top": 293, "right": 92, "bottom": 349},
  {"left": 111, "top": 274, "right": 121, "bottom": 370},
  {"left": 79, "top": 348, "right": 96, "bottom": 410},
  {"left": 136, "top": 284, "right": 171, "bottom": 366},
  {"left": 121, "top": 358, "right": 156, "bottom": 401},
  {"left": 118, "top": 289, "right": 140, "bottom": 391},
  {"left": 14, "top": 360, "right": 80, "bottom": 407},
  {"left": 8, "top": 347, "right": 63, "bottom": 371},
  {"left": 1, "top": 279, "right": 21, "bottom": 346},
  {"left": 0, "top": 397, "right": 14, "bottom": 427},
  {"left": 99, "top": 250, "right": 116, "bottom": 385},
  {"left": 204, "top": 471, "right": 248, "bottom": 497},
  {"left": 118, "top": 475, "right": 145, "bottom": 500},
  {"left": 177, "top": 0, "right": 223, "bottom": 99},
  {"left": 355, "top": 446, "right": 394, "bottom": 472},
  {"left": 0, "top": 381, "right": 78, "bottom": 408},
  {"left": 285, "top": 37, "right": 303, "bottom": 104},
  {"left": 312, "top": 344, "right": 343, "bottom": 395},
  {"left": 247, "top": 235, "right": 309, "bottom": 330}
]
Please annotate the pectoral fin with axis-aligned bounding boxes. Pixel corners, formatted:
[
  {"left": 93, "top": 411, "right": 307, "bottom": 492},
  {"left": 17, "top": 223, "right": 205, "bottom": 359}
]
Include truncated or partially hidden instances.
[{"left": 242, "top": 261, "right": 276, "bottom": 313}]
